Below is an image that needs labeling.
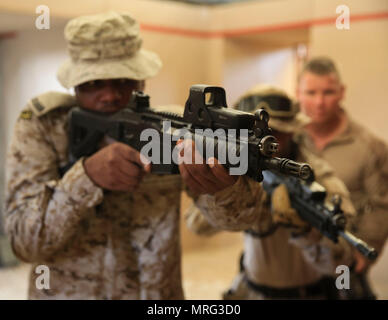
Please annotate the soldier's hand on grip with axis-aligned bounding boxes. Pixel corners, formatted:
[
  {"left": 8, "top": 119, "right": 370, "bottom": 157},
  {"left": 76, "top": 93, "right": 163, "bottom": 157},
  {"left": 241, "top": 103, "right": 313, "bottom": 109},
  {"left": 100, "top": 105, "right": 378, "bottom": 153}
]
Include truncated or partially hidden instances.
[
  {"left": 178, "top": 139, "right": 238, "bottom": 195},
  {"left": 84, "top": 142, "right": 151, "bottom": 191}
]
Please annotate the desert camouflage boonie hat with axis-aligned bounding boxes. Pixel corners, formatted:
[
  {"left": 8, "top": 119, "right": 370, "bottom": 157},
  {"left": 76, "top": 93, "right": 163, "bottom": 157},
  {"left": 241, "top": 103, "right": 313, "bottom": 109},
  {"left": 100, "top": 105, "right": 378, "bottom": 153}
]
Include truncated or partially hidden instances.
[
  {"left": 57, "top": 11, "right": 162, "bottom": 89},
  {"left": 234, "top": 84, "right": 310, "bottom": 133}
]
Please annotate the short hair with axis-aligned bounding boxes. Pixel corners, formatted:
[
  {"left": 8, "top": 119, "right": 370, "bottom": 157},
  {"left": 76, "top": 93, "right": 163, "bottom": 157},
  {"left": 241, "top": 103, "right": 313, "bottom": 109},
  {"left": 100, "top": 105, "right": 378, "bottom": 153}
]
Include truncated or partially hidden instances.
[{"left": 299, "top": 57, "right": 342, "bottom": 82}]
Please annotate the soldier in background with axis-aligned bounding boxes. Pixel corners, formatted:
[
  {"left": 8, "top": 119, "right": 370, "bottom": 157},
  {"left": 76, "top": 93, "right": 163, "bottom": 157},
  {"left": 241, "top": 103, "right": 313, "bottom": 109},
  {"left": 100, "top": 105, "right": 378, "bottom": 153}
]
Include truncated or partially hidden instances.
[
  {"left": 186, "top": 84, "right": 356, "bottom": 300},
  {"left": 296, "top": 57, "right": 388, "bottom": 299},
  {"left": 4, "top": 11, "right": 273, "bottom": 299}
]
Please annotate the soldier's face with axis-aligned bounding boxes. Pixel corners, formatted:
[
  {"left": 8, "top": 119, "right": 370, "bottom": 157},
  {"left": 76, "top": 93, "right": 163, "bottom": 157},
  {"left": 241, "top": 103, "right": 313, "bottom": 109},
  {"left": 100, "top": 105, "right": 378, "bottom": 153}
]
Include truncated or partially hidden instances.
[
  {"left": 297, "top": 72, "right": 344, "bottom": 125},
  {"left": 75, "top": 79, "right": 145, "bottom": 113}
]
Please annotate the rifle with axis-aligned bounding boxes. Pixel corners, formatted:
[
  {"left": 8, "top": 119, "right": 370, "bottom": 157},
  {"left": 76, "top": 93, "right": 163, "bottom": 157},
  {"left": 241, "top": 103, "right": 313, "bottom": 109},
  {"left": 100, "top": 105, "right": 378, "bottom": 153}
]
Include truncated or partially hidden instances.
[
  {"left": 262, "top": 170, "right": 378, "bottom": 260},
  {"left": 66, "top": 84, "right": 312, "bottom": 182}
]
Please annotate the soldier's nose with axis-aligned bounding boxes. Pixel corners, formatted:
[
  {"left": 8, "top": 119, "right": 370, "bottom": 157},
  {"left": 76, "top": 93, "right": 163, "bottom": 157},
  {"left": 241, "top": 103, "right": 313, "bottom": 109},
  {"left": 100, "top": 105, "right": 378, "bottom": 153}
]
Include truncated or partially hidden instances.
[
  {"left": 314, "top": 94, "right": 325, "bottom": 106},
  {"left": 99, "top": 84, "right": 122, "bottom": 102}
]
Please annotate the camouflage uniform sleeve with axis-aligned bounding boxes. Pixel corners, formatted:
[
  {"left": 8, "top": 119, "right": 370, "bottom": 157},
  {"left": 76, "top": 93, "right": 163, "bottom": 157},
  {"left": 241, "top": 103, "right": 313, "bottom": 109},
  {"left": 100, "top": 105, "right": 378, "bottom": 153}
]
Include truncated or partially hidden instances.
[
  {"left": 356, "top": 137, "right": 388, "bottom": 255},
  {"left": 289, "top": 167, "right": 355, "bottom": 275},
  {"left": 184, "top": 203, "right": 221, "bottom": 236},
  {"left": 192, "top": 176, "right": 267, "bottom": 231},
  {"left": 4, "top": 112, "right": 104, "bottom": 262}
]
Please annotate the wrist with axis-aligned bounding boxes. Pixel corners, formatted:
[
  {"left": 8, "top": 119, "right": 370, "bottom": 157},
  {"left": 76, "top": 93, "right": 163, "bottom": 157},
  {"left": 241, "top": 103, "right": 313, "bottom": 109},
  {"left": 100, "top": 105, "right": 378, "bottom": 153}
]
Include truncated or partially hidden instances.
[{"left": 83, "top": 157, "right": 101, "bottom": 188}]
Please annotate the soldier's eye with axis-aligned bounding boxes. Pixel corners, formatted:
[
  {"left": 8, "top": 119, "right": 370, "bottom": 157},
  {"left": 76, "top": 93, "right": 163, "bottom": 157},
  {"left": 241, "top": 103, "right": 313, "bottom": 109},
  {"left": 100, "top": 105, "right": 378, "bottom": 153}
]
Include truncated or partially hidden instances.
[
  {"left": 112, "top": 79, "right": 141, "bottom": 90},
  {"left": 78, "top": 80, "right": 105, "bottom": 91},
  {"left": 112, "top": 79, "right": 129, "bottom": 87},
  {"left": 92, "top": 80, "right": 104, "bottom": 88},
  {"left": 324, "top": 89, "right": 336, "bottom": 95}
]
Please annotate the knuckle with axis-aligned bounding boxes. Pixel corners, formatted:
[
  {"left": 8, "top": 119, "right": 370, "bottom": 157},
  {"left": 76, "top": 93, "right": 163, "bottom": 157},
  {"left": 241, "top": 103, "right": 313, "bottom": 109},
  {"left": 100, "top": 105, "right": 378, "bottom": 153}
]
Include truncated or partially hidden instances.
[
  {"left": 107, "top": 152, "right": 117, "bottom": 166},
  {"left": 112, "top": 142, "right": 122, "bottom": 153},
  {"left": 129, "top": 164, "right": 141, "bottom": 177},
  {"left": 109, "top": 169, "right": 119, "bottom": 181},
  {"left": 129, "top": 148, "right": 139, "bottom": 160},
  {"left": 127, "top": 148, "right": 134, "bottom": 159}
]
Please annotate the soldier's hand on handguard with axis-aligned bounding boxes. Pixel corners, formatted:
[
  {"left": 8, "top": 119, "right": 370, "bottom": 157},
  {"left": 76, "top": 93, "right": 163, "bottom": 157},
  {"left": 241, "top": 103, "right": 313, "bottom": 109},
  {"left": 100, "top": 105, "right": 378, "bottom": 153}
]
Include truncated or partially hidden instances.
[
  {"left": 271, "top": 184, "right": 315, "bottom": 236},
  {"left": 177, "top": 139, "right": 238, "bottom": 195},
  {"left": 354, "top": 248, "right": 372, "bottom": 273},
  {"left": 84, "top": 142, "right": 151, "bottom": 192}
]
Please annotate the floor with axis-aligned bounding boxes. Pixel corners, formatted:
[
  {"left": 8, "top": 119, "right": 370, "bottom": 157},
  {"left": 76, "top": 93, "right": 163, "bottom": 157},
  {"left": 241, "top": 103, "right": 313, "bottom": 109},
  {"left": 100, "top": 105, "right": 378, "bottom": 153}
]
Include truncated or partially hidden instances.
[{"left": 0, "top": 233, "right": 387, "bottom": 300}]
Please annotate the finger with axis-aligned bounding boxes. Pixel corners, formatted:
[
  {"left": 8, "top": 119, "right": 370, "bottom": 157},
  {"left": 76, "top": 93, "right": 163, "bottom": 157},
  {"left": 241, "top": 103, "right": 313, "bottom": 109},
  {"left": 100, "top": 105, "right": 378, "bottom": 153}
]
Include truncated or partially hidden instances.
[
  {"left": 179, "top": 140, "right": 231, "bottom": 194},
  {"left": 117, "top": 161, "right": 144, "bottom": 179},
  {"left": 178, "top": 163, "right": 206, "bottom": 195},
  {"left": 111, "top": 167, "right": 143, "bottom": 190},
  {"left": 179, "top": 164, "right": 204, "bottom": 195},
  {"left": 182, "top": 140, "right": 220, "bottom": 188},
  {"left": 117, "top": 143, "right": 151, "bottom": 172},
  {"left": 184, "top": 159, "right": 221, "bottom": 193},
  {"left": 354, "top": 250, "right": 368, "bottom": 273},
  {"left": 180, "top": 139, "right": 208, "bottom": 166},
  {"left": 139, "top": 152, "right": 152, "bottom": 173},
  {"left": 180, "top": 139, "right": 197, "bottom": 165},
  {"left": 208, "top": 157, "right": 238, "bottom": 185},
  {"left": 355, "top": 261, "right": 367, "bottom": 274},
  {"left": 187, "top": 166, "right": 220, "bottom": 193}
]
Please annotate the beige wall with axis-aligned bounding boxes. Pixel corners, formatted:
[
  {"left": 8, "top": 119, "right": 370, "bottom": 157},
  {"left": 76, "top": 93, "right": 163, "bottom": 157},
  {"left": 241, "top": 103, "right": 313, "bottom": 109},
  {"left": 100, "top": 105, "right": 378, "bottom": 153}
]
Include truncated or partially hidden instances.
[
  {"left": 142, "top": 32, "right": 225, "bottom": 108},
  {"left": 0, "top": 26, "right": 68, "bottom": 147},
  {"left": 223, "top": 40, "right": 299, "bottom": 105},
  {"left": 309, "top": 19, "right": 388, "bottom": 140}
]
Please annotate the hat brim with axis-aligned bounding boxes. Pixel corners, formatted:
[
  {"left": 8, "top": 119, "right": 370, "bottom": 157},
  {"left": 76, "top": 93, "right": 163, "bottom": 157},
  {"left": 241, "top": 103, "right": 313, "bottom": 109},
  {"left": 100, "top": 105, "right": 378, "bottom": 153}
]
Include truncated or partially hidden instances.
[
  {"left": 57, "top": 49, "right": 162, "bottom": 89},
  {"left": 268, "top": 112, "right": 311, "bottom": 133}
]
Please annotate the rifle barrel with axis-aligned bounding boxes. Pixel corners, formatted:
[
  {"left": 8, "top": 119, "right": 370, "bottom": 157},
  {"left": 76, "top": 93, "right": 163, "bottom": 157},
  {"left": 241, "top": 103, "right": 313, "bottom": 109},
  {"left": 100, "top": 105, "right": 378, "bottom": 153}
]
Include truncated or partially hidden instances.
[
  {"left": 262, "top": 157, "right": 313, "bottom": 180},
  {"left": 339, "top": 230, "right": 378, "bottom": 261}
]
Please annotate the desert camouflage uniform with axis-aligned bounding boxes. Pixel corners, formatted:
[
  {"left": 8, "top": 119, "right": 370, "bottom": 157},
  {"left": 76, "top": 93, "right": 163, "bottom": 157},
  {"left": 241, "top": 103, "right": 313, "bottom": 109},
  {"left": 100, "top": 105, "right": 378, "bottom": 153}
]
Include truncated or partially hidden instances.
[
  {"left": 187, "top": 143, "right": 355, "bottom": 299},
  {"left": 4, "top": 92, "right": 267, "bottom": 299}
]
